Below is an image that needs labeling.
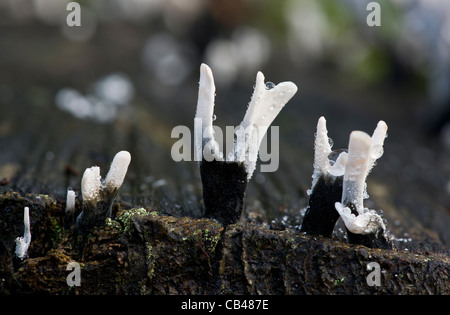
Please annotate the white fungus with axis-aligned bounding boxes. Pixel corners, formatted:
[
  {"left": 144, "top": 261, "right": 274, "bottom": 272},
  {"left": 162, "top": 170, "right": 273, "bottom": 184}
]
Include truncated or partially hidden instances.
[
  {"left": 236, "top": 70, "right": 298, "bottom": 178},
  {"left": 310, "top": 116, "right": 333, "bottom": 190},
  {"left": 77, "top": 151, "right": 131, "bottom": 232},
  {"left": 195, "top": 63, "right": 298, "bottom": 179},
  {"left": 65, "top": 189, "right": 76, "bottom": 213},
  {"left": 81, "top": 151, "right": 131, "bottom": 203},
  {"left": 105, "top": 150, "right": 132, "bottom": 191},
  {"left": 195, "top": 64, "right": 223, "bottom": 162},
  {"left": 334, "top": 122, "right": 388, "bottom": 235},
  {"left": 81, "top": 166, "right": 102, "bottom": 204},
  {"left": 342, "top": 130, "right": 373, "bottom": 208},
  {"left": 15, "top": 207, "right": 31, "bottom": 260},
  {"left": 309, "top": 116, "right": 347, "bottom": 193}
]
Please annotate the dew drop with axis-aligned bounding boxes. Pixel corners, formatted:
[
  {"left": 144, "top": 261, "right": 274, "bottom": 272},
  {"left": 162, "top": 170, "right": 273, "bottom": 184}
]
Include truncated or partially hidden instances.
[
  {"left": 212, "top": 114, "right": 217, "bottom": 121},
  {"left": 270, "top": 105, "right": 275, "bottom": 111},
  {"left": 265, "top": 82, "right": 275, "bottom": 90}
]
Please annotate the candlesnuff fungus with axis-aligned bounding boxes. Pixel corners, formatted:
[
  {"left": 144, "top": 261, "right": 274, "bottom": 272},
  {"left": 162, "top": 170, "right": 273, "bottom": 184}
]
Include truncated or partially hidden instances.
[
  {"left": 65, "top": 189, "right": 76, "bottom": 214},
  {"left": 300, "top": 117, "right": 346, "bottom": 237},
  {"left": 64, "top": 188, "right": 76, "bottom": 227},
  {"left": 76, "top": 150, "right": 131, "bottom": 232},
  {"left": 196, "top": 63, "right": 297, "bottom": 226},
  {"left": 15, "top": 206, "right": 31, "bottom": 260},
  {"left": 301, "top": 117, "right": 392, "bottom": 249},
  {"left": 335, "top": 122, "right": 392, "bottom": 249}
]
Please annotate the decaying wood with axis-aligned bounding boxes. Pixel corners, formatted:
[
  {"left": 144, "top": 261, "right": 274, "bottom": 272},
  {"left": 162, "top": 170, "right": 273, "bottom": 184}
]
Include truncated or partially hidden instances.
[{"left": 0, "top": 192, "right": 448, "bottom": 295}]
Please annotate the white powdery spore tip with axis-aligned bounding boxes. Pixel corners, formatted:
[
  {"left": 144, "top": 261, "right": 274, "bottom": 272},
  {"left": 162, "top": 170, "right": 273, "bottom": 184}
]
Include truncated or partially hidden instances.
[
  {"left": 195, "top": 64, "right": 223, "bottom": 162},
  {"left": 105, "top": 150, "right": 131, "bottom": 190},
  {"left": 313, "top": 117, "right": 332, "bottom": 173},
  {"left": 310, "top": 116, "right": 333, "bottom": 190},
  {"left": 196, "top": 64, "right": 216, "bottom": 139},
  {"left": 65, "top": 189, "right": 76, "bottom": 213},
  {"left": 15, "top": 207, "right": 31, "bottom": 260},
  {"left": 236, "top": 69, "right": 298, "bottom": 179},
  {"left": 309, "top": 116, "right": 348, "bottom": 193},
  {"left": 81, "top": 166, "right": 102, "bottom": 203}
]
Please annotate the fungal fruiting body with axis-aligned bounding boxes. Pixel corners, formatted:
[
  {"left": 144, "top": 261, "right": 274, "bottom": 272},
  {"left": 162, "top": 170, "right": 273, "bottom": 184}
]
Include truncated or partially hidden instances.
[
  {"left": 196, "top": 63, "right": 297, "bottom": 226},
  {"left": 64, "top": 188, "right": 77, "bottom": 227},
  {"left": 300, "top": 117, "right": 346, "bottom": 237},
  {"left": 81, "top": 166, "right": 102, "bottom": 206},
  {"left": 335, "top": 122, "right": 392, "bottom": 249},
  {"left": 15, "top": 207, "right": 31, "bottom": 260},
  {"left": 76, "top": 150, "right": 131, "bottom": 232},
  {"left": 235, "top": 70, "right": 298, "bottom": 179},
  {"left": 301, "top": 117, "right": 392, "bottom": 249},
  {"left": 65, "top": 189, "right": 76, "bottom": 214},
  {"left": 104, "top": 150, "right": 132, "bottom": 194}
]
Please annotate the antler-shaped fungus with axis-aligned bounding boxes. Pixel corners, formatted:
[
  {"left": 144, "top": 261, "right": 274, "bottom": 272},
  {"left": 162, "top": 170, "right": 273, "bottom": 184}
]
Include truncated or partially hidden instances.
[
  {"left": 196, "top": 63, "right": 297, "bottom": 226},
  {"left": 76, "top": 150, "right": 131, "bottom": 232}
]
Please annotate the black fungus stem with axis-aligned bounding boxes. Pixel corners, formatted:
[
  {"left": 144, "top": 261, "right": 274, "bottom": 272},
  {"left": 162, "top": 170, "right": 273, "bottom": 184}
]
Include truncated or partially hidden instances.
[
  {"left": 200, "top": 159, "right": 248, "bottom": 226},
  {"left": 75, "top": 188, "right": 118, "bottom": 233},
  {"left": 300, "top": 174, "right": 343, "bottom": 237}
]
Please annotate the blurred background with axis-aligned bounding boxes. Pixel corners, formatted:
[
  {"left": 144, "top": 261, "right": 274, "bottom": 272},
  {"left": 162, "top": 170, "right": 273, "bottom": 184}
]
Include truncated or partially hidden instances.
[{"left": 0, "top": 0, "right": 449, "bottom": 253}]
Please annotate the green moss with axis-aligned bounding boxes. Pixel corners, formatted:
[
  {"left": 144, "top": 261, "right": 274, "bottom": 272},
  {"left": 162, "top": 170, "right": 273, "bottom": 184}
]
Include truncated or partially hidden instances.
[
  {"left": 29, "top": 193, "right": 57, "bottom": 206},
  {"left": 146, "top": 242, "right": 155, "bottom": 278},
  {"left": 105, "top": 217, "right": 123, "bottom": 233},
  {"left": 116, "top": 208, "right": 151, "bottom": 233},
  {"left": 48, "top": 217, "right": 63, "bottom": 248},
  {"left": 203, "top": 229, "right": 221, "bottom": 254},
  {"left": 334, "top": 277, "right": 345, "bottom": 286}
]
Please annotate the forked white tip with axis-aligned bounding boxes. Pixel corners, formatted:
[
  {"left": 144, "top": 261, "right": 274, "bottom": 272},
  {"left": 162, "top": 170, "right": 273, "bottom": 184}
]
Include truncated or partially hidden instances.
[
  {"left": 336, "top": 124, "right": 388, "bottom": 235},
  {"left": 105, "top": 150, "right": 131, "bottom": 191},
  {"left": 81, "top": 166, "right": 101, "bottom": 203},
  {"left": 236, "top": 70, "right": 297, "bottom": 178},
  {"left": 15, "top": 207, "right": 31, "bottom": 260}
]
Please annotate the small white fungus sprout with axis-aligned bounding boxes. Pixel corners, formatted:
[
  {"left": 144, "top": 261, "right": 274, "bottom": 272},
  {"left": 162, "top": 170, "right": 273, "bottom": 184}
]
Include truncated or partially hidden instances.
[
  {"left": 105, "top": 150, "right": 132, "bottom": 191},
  {"left": 77, "top": 151, "right": 131, "bottom": 231},
  {"left": 334, "top": 121, "right": 388, "bottom": 235},
  {"left": 81, "top": 166, "right": 102, "bottom": 204},
  {"left": 15, "top": 207, "right": 31, "bottom": 260},
  {"left": 195, "top": 63, "right": 298, "bottom": 179},
  {"left": 80, "top": 150, "right": 131, "bottom": 204},
  {"left": 65, "top": 189, "right": 76, "bottom": 214}
]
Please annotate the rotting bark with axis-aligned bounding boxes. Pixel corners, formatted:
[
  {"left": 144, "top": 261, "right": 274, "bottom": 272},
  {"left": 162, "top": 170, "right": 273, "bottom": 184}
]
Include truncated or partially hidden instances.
[{"left": 0, "top": 192, "right": 448, "bottom": 295}]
